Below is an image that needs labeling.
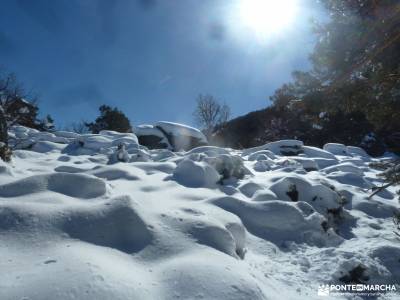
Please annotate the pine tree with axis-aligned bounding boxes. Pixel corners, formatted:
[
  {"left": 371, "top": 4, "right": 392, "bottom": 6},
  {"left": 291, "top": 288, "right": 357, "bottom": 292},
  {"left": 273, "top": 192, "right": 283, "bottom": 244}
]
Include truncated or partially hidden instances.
[
  {"left": 86, "top": 105, "right": 132, "bottom": 134},
  {"left": 38, "top": 114, "right": 55, "bottom": 132}
]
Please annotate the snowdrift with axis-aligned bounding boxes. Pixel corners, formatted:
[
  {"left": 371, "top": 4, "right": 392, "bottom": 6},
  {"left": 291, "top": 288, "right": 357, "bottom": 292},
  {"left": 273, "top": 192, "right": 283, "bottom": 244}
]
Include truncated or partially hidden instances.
[{"left": 1, "top": 128, "right": 399, "bottom": 299}]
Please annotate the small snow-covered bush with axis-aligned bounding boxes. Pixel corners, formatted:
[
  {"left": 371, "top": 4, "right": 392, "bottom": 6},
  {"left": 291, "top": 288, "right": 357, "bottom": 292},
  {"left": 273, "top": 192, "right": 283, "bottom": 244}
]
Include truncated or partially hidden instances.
[
  {"left": 173, "top": 153, "right": 251, "bottom": 187},
  {"left": 108, "top": 144, "right": 130, "bottom": 164},
  {"left": 338, "top": 264, "right": 369, "bottom": 284},
  {"left": 205, "top": 154, "right": 250, "bottom": 181},
  {"left": 369, "top": 160, "right": 400, "bottom": 200}
]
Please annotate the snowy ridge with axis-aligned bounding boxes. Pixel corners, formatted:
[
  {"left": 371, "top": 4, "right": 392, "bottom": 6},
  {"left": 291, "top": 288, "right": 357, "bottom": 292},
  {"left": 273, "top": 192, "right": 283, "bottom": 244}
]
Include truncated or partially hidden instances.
[{"left": 1, "top": 126, "right": 399, "bottom": 299}]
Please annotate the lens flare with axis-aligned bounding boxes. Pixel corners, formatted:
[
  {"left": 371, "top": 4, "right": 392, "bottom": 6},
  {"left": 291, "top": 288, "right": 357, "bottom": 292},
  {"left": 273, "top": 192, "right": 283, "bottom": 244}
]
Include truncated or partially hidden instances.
[{"left": 238, "top": 0, "right": 298, "bottom": 38}]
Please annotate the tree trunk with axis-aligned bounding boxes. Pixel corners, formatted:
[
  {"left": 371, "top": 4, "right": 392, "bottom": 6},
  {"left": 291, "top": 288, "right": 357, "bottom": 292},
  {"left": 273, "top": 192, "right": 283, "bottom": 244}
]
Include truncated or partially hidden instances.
[{"left": 0, "top": 107, "right": 11, "bottom": 161}]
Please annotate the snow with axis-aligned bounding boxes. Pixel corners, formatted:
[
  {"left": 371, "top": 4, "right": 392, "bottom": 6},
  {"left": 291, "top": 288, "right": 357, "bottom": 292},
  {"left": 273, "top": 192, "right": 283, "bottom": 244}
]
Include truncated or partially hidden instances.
[
  {"left": 54, "top": 131, "right": 80, "bottom": 139},
  {"left": 323, "top": 143, "right": 348, "bottom": 156},
  {"left": 1, "top": 126, "right": 400, "bottom": 299},
  {"left": 173, "top": 158, "right": 221, "bottom": 188}
]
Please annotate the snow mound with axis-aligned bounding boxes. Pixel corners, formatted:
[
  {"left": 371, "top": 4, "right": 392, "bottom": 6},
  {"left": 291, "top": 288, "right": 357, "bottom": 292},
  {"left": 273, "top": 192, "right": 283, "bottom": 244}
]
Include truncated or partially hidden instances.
[
  {"left": 323, "top": 143, "right": 349, "bottom": 156},
  {"left": 187, "top": 145, "right": 231, "bottom": 156},
  {"left": 53, "top": 130, "right": 80, "bottom": 139},
  {"left": 31, "top": 141, "right": 66, "bottom": 153},
  {"left": 210, "top": 197, "right": 341, "bottom": 247},
  {"left": 88, "top": 166, "right": 140, "bottom": 181},
  {"left": 62, "top": 196, "right": 153, "bottom": 253},
  {"left": 302, "top": 145, "right": 338, "bottom": 160},
  {"left": 156, "top": 253, "right": 269, "bottom": 300},
  {"left": 0, "top": 173, "right": 106, "bottom": 199},
  {"left": 370, "top": 246, "right": 400, "bottom": 282},
  {"left": 164, "top": 205, "right": 247, "bottom": 259},
  {"left": 173, "top": 159, "right": 220, "bottom": 187},
  {"left": 247, "top": 149, "right": 276, "bottom": 161},
  {"left": 269, "top": 175, "right": 342, "bottom": 214}
]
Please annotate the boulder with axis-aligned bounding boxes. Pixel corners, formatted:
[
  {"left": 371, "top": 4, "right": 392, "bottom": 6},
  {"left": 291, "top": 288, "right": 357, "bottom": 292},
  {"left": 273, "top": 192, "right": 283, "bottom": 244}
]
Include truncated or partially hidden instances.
[
  {"left": 155, "top": 121, "right": 207, "bottom": 151},
  {"left": 133, "top": 125, "right": 170, "bottom": 150}
]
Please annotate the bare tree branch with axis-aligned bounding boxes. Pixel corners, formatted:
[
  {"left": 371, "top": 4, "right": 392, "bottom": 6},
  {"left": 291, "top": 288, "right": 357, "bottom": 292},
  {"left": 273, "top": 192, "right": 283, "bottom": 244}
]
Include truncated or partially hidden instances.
[{"left": 193, "top": 94, "right": 230, "bottom": 138}]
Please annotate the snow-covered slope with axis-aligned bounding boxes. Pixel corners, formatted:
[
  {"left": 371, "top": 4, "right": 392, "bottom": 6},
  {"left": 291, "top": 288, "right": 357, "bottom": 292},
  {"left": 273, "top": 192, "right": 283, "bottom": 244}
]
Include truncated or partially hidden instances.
[{"left": 1, "top": 127, "right": 399, "bottom": 299}]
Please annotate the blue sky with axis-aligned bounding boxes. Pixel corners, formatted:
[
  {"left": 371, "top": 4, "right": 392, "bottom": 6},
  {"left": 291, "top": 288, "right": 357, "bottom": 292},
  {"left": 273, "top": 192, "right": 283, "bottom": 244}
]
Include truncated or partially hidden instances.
[{"left": 0, "top": 0, "right": 323, "bottom": 128}]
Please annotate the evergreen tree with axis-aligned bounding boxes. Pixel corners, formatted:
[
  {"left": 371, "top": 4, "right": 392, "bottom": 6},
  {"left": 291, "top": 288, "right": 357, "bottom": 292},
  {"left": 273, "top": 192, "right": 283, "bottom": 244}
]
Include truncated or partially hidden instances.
[
  {"left": 38, "top": 114, "right": 55, "bottom": 132},
  {"left": 86, "top": 105, "right": 132, "bottom": 134}
]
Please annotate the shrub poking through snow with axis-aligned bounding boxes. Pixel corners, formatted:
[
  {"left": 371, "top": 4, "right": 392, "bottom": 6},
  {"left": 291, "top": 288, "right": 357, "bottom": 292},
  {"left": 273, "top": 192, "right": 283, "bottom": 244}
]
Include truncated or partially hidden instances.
[
  {"left": 0, "top": 142, "right": 12, "bottom": 162},
  {"left": 205, "top": 154, "right": 249, "bottom": 181},
  {"left": 327, "top": 207, "right": 344, "bottom": 228},
  {"left": 286, "top": 184, "right": 299, "bottom": 202},
  {"left": 321, "top": 220, "right": 329, "bottom": 232},
  {"left": 339, "top": 264, "right": 369, "bottom": 284},
  {"left": 369, "top": 160, "right": 400, "bottom": 199},
  {"left": 116, "top": 144, "right": 130, "bottom": 162},
  {"left": 173, "top": 154, "right": 251, "bottom": 187},
  {"left": 324, "top": 190, "right": 349, "bottom": 235}
]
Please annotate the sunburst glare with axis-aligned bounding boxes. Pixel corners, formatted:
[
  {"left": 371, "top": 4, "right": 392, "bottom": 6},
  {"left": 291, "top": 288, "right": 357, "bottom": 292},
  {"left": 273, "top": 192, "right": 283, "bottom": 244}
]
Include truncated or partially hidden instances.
[{"left": 236, "top": 0, "right": 299, "bottom": 39}]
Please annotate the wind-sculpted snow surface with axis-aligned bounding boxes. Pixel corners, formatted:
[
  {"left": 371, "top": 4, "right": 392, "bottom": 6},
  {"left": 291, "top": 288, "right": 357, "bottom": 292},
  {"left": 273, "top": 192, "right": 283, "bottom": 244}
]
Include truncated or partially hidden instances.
[{"left": 1, "top": 128, "right": 400, "bottom": 299}]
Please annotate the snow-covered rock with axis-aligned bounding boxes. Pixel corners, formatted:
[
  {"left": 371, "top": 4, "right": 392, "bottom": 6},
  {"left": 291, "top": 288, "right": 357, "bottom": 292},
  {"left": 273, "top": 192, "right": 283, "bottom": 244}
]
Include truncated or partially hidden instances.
[
  {"left": 156, "top": 121, "right": 207, "bottom": 151},
  {"left": 133, "top": 124, "right": 171, "bottom": 149},
  {"left": 108, "top": 144, "right": 130, "bottom": 163},
  {"left": 243, "top": 140, "right": 304, "bottom": 157}
]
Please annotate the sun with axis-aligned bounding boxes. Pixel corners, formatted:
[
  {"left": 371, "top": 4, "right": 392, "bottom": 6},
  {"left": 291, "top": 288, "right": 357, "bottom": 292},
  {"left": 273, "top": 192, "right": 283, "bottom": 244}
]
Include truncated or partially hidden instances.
[{"left": 237, "top": 0, "right": 298, "bottom": 38}]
